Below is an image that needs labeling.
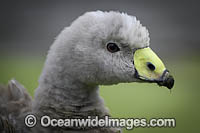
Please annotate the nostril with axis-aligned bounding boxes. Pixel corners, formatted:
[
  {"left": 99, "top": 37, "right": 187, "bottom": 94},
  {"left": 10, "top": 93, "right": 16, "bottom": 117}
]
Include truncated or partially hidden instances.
[{"left": 147, "top": 62, "right": 155, "bottom": 71}]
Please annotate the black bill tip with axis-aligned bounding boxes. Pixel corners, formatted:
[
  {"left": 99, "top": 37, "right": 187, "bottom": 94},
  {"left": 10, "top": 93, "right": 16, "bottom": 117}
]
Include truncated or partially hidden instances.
[{"left": 157, "top": 75, "right": 174, "bottom": 89}]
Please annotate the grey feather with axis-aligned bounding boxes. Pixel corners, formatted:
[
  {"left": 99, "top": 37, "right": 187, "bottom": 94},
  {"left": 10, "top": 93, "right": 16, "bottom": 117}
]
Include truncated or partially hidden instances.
[
  {"left": 0, "top": 79, "right": 32, "bottom": 133},
  {"left": 0, "top": 11, "right": 150, "bottom": 133}
]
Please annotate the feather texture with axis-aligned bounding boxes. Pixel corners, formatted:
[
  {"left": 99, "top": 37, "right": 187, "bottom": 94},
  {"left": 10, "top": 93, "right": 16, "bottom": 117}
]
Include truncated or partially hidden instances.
[{"left": 0, "top": 11, "right": 151, "bottom": 133}]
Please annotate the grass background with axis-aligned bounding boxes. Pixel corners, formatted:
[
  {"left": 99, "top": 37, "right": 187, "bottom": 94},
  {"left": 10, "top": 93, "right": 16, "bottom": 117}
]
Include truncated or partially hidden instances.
[{"left": 0, "top": 56, "right": 199, "bottom": 133}]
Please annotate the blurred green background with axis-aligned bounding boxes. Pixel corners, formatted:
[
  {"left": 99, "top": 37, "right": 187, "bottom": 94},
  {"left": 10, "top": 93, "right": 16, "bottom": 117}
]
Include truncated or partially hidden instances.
[
  {"left": 1, "top": 0, "right": 200, "bottom": 132},
  {"left": 0, "top": 55, "right": 199, "bottom": 133}
]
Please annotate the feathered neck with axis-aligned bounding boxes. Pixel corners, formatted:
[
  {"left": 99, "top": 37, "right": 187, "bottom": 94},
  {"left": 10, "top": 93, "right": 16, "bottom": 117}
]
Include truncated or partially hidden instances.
[
  {"left": 32, "top": 22, "right": 109, "bottom": 119},
  {"left": 33, "top": 65, "right": 109, "bottom": 118}
]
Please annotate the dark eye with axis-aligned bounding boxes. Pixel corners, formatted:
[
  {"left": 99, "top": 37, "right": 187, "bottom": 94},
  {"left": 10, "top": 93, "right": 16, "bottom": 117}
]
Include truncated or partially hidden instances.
[{"left": 107, "top": 43, "right": 120, "bottom": 53}]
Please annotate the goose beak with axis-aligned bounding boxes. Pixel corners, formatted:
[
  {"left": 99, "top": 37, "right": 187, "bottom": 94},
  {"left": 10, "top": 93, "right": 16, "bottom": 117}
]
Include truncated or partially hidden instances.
[{"left": 133, "top": 47, "right": 174, "bottom": 89}]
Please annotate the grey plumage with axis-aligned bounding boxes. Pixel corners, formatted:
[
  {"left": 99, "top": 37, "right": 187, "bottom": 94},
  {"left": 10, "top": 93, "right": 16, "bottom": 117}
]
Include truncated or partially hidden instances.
[
  {"left": 0, "top": 79, "right": 32, "bottom": 133},
  {"left": 0, "top": 11, "right": 152, "bottom": 133}
]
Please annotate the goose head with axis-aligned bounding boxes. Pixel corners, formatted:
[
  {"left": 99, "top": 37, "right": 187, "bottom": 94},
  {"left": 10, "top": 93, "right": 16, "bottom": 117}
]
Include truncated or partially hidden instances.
[{"left": 47, "top": 11, "right": 174, "bottom": 89}]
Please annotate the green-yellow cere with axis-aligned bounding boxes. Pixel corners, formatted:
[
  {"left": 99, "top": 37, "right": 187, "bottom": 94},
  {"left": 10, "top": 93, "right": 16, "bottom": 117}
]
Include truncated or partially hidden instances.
[{"left": 134, "top": 47, "right": 166, "bottom": 80}]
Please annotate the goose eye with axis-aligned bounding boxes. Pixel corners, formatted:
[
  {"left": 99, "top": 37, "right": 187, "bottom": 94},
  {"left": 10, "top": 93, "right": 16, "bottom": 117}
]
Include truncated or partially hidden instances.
[{"left": 107, "top": 43, "right": 120, "bottom": 53}]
